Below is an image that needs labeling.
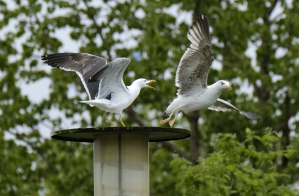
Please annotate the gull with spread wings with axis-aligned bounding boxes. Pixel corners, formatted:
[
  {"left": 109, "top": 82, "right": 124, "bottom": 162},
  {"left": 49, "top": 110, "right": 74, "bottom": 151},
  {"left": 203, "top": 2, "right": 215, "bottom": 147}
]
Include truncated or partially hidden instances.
[
  {"left": 160, "top": 14, "right": 260, "bottom": 128},
  {"left": 42, "top": 53, "right": 155, "bottom": 127}
]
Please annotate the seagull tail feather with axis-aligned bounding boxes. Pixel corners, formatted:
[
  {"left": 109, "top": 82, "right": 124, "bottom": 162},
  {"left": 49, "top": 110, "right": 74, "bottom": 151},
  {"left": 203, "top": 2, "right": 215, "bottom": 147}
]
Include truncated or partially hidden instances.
[
  {"left": 80, "top": 100, "right": 95, "bottom": 107},
  {"left": 80, "top": 99, "right": 110, "bottom": 108}
]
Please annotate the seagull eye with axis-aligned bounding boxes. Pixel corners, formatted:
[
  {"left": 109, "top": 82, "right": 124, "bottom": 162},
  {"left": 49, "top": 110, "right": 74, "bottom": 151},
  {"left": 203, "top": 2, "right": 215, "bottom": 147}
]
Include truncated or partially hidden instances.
[{"left": 221, "top": 82, "right": 224, "bottom": 85}]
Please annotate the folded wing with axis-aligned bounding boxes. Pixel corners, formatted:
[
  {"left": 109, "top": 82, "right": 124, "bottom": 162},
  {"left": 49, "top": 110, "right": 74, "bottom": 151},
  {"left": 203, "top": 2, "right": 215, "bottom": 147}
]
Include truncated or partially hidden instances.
[{"left": 89, "top": 58, "right": 131, "bottom": 101}]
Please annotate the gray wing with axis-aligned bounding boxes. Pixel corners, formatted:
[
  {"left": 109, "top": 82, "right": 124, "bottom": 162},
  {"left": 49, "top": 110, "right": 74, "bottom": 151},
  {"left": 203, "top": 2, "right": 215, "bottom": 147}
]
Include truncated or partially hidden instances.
[
  {"left": 41, "top": 53, "right": 108, "bottom": 100},
  {"left": 89, "top": 58, "right": 131, "bottom": 100},
  {"left": 175, "top": 14, "right": 214, "bottom": 96},
  {"left": 208, "top": 99, "right": 261, "bottom": 120}
]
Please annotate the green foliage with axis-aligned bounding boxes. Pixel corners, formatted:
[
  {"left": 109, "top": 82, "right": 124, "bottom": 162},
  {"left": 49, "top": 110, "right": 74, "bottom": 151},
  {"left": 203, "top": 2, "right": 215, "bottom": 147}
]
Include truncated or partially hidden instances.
[
  {"left": 171, "top": 129, "right": 297, "bottom": 196},
  {"left": 0, "top": 131, "right": 39, "bottom": 195}
]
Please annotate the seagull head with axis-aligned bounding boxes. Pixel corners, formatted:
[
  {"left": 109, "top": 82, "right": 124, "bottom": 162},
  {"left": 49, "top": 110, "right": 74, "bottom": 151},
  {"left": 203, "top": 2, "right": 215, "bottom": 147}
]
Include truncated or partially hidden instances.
[
  {"left": 134, "top": 78, "right": 156, "bottom": 90},
  {"left": 217, "top": 80, "right": 232, "bottom": 90}
]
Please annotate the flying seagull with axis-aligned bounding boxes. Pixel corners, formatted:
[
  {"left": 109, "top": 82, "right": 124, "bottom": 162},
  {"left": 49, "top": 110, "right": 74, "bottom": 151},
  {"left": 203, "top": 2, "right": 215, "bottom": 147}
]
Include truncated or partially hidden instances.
[
  {"left": 41, "top": 53, "right": 155, "bottom": 127},
  {"left": 160, "top": 14, "right": 260, "bottom": 128}
]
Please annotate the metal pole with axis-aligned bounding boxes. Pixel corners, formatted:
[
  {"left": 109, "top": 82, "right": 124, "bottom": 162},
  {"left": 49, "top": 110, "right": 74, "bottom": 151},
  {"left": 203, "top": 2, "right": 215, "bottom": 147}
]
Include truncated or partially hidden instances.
[{"left": 93, "top": 134, "right": 149, "bottom": 196}]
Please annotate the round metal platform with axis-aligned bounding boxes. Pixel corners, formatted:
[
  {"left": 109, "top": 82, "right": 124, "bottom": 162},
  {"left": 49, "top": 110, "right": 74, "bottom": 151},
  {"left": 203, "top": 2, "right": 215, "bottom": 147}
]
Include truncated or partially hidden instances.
[{"left": 51, "top": 127, "right": 190, "bottom": 142}]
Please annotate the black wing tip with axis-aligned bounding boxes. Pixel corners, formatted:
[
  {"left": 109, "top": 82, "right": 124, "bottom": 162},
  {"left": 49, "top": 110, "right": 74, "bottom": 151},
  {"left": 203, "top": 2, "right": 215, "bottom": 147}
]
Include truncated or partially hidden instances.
[
  {"left": 190, "top": 13, "right": 210, "bottom": 40},
  {"left": 41, "top": 54, "right": 55, "bottom": 61},
  {"left": 41, "top": 55, "right": 49, "bottom": 61},
  {"left": 41, "top": 53, "right": 73, "bottom": 67},
  {"left": 195, "top": 14, "right": 208, "bottom": 23},
  {"left": 41, "top": 53, "right": 74, "bottom": 58},
  {"left": 240, "top": 111, "right": 261, "bottom": 120},
  {"left": 199, "top": 13, "right": 208, "bottom": 19}
]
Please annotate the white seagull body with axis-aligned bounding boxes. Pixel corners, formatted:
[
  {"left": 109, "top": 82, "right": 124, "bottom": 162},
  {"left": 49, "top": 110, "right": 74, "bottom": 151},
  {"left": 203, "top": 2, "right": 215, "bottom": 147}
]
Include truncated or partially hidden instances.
[
  {"left": 160, "top": 14, "right": 260, "bottom": 127},
  {"left": 165, "top": 81, "right": 231, "bottom": 114},
  {"left": 42, "top": 53, "right": 155, "bottom": 126}
]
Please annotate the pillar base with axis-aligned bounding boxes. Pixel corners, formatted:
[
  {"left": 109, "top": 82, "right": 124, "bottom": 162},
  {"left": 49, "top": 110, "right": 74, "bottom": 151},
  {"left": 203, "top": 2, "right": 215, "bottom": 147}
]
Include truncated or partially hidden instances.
[
  {"left": 94, "top": 134, "right": 149, "bottom": 196},
  {"left": 51, "top": 127, "right": 190, "bottom": 196}
]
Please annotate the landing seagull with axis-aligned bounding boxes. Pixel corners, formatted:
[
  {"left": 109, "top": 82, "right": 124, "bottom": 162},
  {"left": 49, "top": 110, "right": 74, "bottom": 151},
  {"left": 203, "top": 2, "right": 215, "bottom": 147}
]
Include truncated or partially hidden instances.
[
  {"left": 42, "top": 53, "right": 155, "bottom": 127},
  {"left": 160, "top": 14, "right": 260, "bottom": 128}
]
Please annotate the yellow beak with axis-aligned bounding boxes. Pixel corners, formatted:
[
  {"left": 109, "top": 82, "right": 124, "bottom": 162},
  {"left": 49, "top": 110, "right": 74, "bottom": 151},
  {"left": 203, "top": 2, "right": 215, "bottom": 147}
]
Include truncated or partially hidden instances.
[
  {"left": 226, "top": 85, "right": 232, "bottom": 90},
  {"left": 147, "top": 80, "right": 156, "bottom": 90}
]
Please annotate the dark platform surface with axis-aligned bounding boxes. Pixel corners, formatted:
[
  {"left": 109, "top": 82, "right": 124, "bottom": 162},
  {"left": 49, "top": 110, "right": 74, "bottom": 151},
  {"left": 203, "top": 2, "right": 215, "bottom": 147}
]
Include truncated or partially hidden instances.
[{"left": 51, "top": 127, "right": 191, "bottom": 142}]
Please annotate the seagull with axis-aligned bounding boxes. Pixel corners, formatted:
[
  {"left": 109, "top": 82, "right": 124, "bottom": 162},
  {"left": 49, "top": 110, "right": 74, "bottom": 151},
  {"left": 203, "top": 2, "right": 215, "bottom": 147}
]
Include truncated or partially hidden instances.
[
  {"left": 41, "top": 53, "right": 155, "bottom": 127},
  {"left": 160, "top": 14, "right": 260, "bottom": 128}
]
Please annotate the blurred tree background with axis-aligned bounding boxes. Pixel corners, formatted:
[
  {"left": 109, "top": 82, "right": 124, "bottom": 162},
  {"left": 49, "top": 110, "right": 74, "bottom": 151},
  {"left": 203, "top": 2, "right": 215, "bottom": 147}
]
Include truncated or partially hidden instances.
[{"left": 1, "top": 0, "right": 299, "bottom": 195}]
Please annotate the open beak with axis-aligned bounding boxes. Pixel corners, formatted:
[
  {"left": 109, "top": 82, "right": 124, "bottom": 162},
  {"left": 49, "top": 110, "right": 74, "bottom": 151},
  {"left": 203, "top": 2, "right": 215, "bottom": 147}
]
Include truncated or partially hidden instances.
[
  {"left": 147, "top": 80, "right": 156, "bottom": 90},
  {"left": 226, "top": 85, "right": 232, "bottom": 90}
]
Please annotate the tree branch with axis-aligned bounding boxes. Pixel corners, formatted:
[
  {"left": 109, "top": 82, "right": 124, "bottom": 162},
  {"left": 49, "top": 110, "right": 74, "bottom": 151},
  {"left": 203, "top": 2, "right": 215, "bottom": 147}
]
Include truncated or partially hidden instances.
[
  {"left": 159, "top": 30, "right": 186, "bottom": 45},
  {"left": 215, "top": 59, "right": 235, "bottom": 68},
  {"left": 281, "top": 91, "right": 291, "bottom": 168},
  {"left": 254, "top": 1, "right": 278, "bottom": 106},
  {"left": 193, "top": 0, "right": 201, "bottom": 19},
  {"left": 265, "top": 0, "right": 279, "bottom": 24},
  {"left": 160, "top": 141, "right": 193, "bottom": 163},
  {"left": 223, "top": 42, "right": 243, "bottom": 62},
  {"left": 253, "top": 81, "right": 269, "bottom": 106},
  {"left": 186, "top": 111, "right": 200, "bottom": 164}
]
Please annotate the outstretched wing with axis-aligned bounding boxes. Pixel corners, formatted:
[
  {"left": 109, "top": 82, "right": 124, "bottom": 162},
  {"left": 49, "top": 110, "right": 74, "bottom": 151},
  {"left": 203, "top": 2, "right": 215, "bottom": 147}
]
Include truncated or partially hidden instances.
[
  {"left": 41, "top": 53, "right": 108, "bottom": 100},
  {"left": 175, "top": 14, "right": 213, "bottom": 96},
  {"left": 89, "top": 58, "right": 131, "bottom": 101},
  {"left": 208, "top": 99, "right": 261, "bottom": 120}
]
